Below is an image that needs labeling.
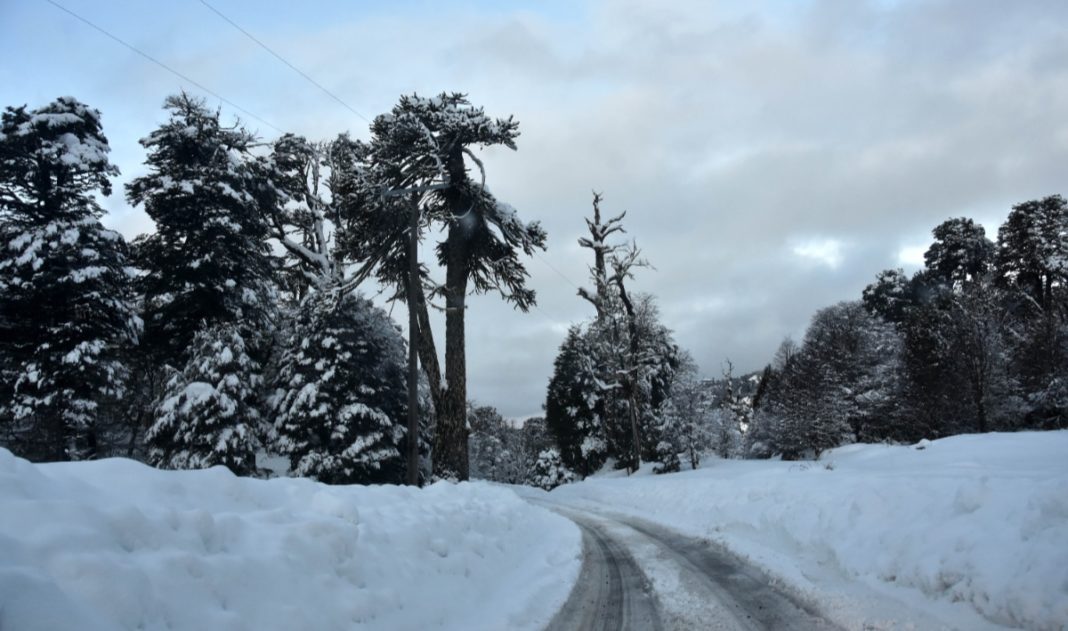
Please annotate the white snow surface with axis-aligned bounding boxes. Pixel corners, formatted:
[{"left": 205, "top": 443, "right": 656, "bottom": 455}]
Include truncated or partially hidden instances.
[
  {"left": 0, "top": 450, "right": 580, "bottom": 631},
  {"left": 546, "top": 431, "right": 1068, "bottom": 631}
]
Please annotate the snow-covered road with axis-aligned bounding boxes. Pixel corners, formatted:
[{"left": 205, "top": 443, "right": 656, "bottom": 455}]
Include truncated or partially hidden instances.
[
  {"left": 533, "top": 497, "right": 839, "bottom": 631},
  {"left": 525, "top": 431, "right": 1068, "bottom": 631}
]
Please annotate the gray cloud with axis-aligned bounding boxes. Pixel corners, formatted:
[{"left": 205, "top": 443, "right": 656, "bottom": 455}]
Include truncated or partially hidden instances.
[{"left": 5, "top": 0, "right": 1066, "bottom": 418}]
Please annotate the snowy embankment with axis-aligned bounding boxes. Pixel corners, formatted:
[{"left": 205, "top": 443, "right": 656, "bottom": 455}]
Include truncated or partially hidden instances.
[
  {"left": 548, "top": 431, "right": 1068, "bottom": 631},
  {"left": 0, "top": 450, "right": 581, "bottom": 631}
]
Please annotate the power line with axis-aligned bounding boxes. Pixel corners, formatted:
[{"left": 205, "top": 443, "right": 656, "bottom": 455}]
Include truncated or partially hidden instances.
[
  {"left": 196, "top": 0, "right": 371, "bottom": 124},
  {"left": 535, "top": 250, "right": 583, "bottom": 291},
  {"left": 44, "top": 0, "right": 283, "bottom": 134}
]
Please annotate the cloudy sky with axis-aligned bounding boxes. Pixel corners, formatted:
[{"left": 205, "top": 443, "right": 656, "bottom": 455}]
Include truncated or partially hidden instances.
[{"left": 3, "top": 0, "right": 1066, "bottom": 417}]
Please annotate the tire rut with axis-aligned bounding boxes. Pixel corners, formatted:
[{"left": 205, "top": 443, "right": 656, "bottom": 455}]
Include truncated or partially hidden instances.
[
  {"left": 546, "top": 508, "right": 663, "bottom": 631},
  {"left": 617, "top": 515, "right": 841, "bottom": 631},
  {"left": 540, "top": 500, "right": 842, "bottom": 631}
]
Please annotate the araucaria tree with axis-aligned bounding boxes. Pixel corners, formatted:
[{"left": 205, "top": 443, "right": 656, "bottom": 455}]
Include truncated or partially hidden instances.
[
  {"left": 127, "top": 93, "right": 277, "bottom": 472},
  {"left": 0, "top": 97, "right": 139, "bottom": 461},
  {"left": 341, "top": 93, "right": 546, "bottom": 481}
]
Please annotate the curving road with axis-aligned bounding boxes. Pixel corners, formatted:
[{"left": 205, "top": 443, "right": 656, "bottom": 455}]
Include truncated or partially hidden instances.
[{"left": 540, "top": 501, "right": 841, "bottom": 631}]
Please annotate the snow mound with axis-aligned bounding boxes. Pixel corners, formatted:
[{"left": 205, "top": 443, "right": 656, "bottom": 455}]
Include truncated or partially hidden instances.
[
  {"left": 551, "top": 431, "right": 1068, "bottom": 631},
  {"left": 0, "top": 450, "right": 580, "bottom": 630}
]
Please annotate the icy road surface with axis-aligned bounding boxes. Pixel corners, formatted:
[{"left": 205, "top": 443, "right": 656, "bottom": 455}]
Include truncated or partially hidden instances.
[{"left": 536, "top": 498, "right": 839, "bottom": 631}]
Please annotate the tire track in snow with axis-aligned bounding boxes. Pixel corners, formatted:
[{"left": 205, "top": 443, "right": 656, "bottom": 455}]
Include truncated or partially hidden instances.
[
  {"left": 546, "top": 507, "right": 663, "bottom": 631},
  {"left": 540, "top": 501, "right": 841, "bottom": 630}
]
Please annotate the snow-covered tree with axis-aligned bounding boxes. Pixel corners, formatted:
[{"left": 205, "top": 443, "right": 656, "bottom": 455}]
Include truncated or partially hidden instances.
[
  {"left": 271, "top": 290, "right": 408, "bottom": 484},
  {"left": 660, "top": 354, "right": 713, "bottom": 469},
  {"left": 468, "top": 403, "right": 520, "bottom": 483},
  {"left": 924, "top": 217, "right": 995, "bottom": 290},
  {"left": 546, "top": 194, "right": 680, "bottom": 474},
  {"left": 995, "top": 195, "right": 1068, "bottom": 428},
  {"left": 529, "top": 448, "right": 574, "bottom": 490},
  {"left": 761, "top": 302, "right": 902, "bottom": 459},
  {"left": 339, "top": 93, "right": 547, "bottom": 481},
  {"left": 545, "top": 325, "right": 609, "bottom": 476},
  {"left": 862, "top": 268, "right": 913, "bottom": 325},
  {"left": 996, "top": 195, "right": 1068, "bottom": 311},
  {"left": 266, "top": 133, "right": 349, "bottom": 297},
  {"left": 146, "top": 324, "right": 260, "bottom": 474},
  {"left": 126, "top": 93, "right": 276, "bottom": 367},
  {"left": 0, "top": 96, "right": 139, "bottom": 461},
  {"left": 710, "top": 362, "right": 747, "bottom": 459}
]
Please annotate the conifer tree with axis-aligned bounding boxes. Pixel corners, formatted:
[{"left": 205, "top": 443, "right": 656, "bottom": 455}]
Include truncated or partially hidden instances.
[
  {"left": 126, "top": 93, "right": 276, "bottom": 367},
  {"left": 544, "top": 325, "right": 608, "bottom": 476},
  {"left": 271, "top": 290, "right": 408, "bottom": 484},
  {"left": 996, "top": 195, "right": 1068, "bottom": 428},
  {"left": 996, "top": 195, "right": 1068, "bottom": 310},
  {"left": 0, "top": 96, "right": 139, "bottom": 461},
  {"left": 340, "top": 93, "right": 546, "bottom": 481},
  {"left": 529, "top": 448, "right": 574, "bottom": 490},
  {"left": 146, "top": 324, "right": 259, "bottom": 474}
]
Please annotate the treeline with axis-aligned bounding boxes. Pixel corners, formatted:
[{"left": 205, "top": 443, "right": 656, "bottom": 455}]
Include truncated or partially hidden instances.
[
  {"left": 542, "top": 196, "right": 1067, "bottom": 478},
  {"left": 748, "top": 204, "right": 1068, "bottom": 459},
  {"left": 0, "top": 91, "right": 545, "bottom": 484}
]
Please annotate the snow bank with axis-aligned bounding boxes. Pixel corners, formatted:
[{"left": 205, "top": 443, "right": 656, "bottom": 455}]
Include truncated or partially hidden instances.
[
  {"left": 0, "top": 450, "right": 580, "bottom": 631},
  {"left": 551, "top": 431, "right": 1068, "bottom": 630}
]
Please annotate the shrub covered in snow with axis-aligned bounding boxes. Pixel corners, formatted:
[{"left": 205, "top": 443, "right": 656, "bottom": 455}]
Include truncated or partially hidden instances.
[{"left": 529, "top": 448, "right": 574, "bottom": 490}]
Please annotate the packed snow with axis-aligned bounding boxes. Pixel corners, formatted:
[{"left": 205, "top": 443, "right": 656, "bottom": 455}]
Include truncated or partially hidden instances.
[
  {"left": 0, "top": 450, "right": 581, "bottom": 631},
  {"left": 542, "top": 430, "right": 1068, "bottom": 631}
]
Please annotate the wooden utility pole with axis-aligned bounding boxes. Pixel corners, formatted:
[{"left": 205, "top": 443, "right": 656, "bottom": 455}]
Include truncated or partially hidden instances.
[{"left": 406, "top": 196, "right": 421, "bottom": 486}]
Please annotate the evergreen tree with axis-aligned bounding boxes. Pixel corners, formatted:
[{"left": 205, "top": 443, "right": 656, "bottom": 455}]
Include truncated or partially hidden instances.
[
  {"left": 861, "top": 268, "right": 914, "bottom": 324},
  {"left": 996, "top": 195, "right": 1068, "bottom": 311},
  {"left": 529, "top": 448, "right": 574, "bottom": 490},
  {"left": 272, "top": 290, "right": 408, "bottom": 484},
  {"left": 0, "top": 96, "right": 139, "bottom": 461},
  {"left": 662, "top": 354, "right": 713, "bottom": 469},
  {"left": 711, "top": 362, "right": 748, "bottom": 459},
  {"left": 995, "top": 195, "right": 1068, "bottom": 428},
  {"left": 469, "top": 403, "right": 530, "bottom": 483},
  {"left": 126, "top": 93, "right": 276, "bottom": 367},
  {"left": 924, "top": 217, "right": 995, "bottom": 289},
  {"left": 340, "top": 93, "right": 546, "bottom": 481},
  {"left": 764, "top": 303, "right": 898, "bottom": 458},
  {"left": 146, "top": 324, "right": 260, "bottom": 474},
  {"left": 544, "top": 326, "right": 608, "bottom": 475}
]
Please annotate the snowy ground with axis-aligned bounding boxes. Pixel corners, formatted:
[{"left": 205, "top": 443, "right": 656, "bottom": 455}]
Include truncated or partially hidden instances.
[
  {"left": 537, "top": 431, "right": 1068, "bottom": 631},
  {"left": 0, "top": 450, "right": 581, "bottom": 631},
  {"left": 3, "top": 432, "right": 1064, "bottom": 631}
]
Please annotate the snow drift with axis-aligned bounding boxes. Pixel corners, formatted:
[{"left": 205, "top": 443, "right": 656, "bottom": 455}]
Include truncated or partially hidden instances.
[
  {"left": 550, "top": 431, "right": 1068, "bottom": 631},
  {"left": 0, "top": 450, "right": 580, "bottom": 631}
]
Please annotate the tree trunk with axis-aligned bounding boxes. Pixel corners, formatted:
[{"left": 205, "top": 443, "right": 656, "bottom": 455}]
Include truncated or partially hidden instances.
[
  {"left": 431, "top": 146, "right": 473, "bottom": 481},
  {"left": 406, "top": 197, "right": 421, "bottom": 486},
  {"left": 432, "top": 223, "right": 471, "bottom": 480},
  {"left": 615, "top": 280, "right": 642, "bottom": 473}
]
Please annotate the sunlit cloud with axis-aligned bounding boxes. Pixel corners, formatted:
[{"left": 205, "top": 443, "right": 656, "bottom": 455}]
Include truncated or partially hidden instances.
[
  {"left": 791, "top": 238, "right": 844, "bottom": 269},
  {"left": 896, "top": 245, "right": 927, "bottom": 268}
]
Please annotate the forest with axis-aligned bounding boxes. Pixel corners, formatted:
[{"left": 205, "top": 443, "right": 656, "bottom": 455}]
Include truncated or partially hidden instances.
[{"left": 1, "top": 93, "right": 1065, "bottom": 489}]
